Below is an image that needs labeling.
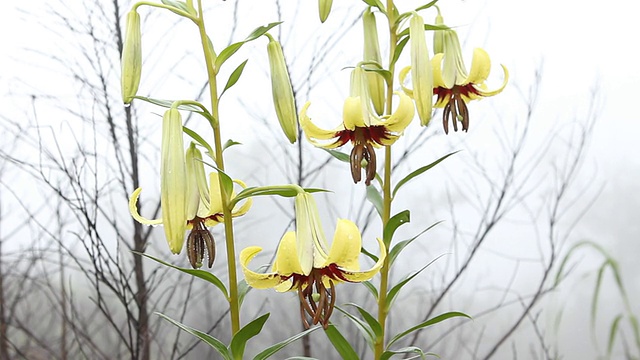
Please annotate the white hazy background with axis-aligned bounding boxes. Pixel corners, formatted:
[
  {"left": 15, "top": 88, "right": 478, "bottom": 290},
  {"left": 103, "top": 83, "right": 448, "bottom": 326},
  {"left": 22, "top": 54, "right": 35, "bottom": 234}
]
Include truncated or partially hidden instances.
[{"left": 1, "top": 0, "right": 639, "bottom": 358}]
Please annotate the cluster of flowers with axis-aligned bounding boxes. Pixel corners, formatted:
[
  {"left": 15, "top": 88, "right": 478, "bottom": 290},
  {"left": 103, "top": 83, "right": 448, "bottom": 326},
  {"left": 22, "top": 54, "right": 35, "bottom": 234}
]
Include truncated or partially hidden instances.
[{"left": 125, "top": 6, "right": 507, "bottom": 329}]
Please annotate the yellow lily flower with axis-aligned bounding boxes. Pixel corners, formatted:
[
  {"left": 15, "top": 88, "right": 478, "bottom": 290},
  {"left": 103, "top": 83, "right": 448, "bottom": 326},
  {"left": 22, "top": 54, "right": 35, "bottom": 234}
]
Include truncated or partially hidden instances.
[
  {"left": 128, "top": 133, "right": 251, "bottom": 267},
  {"left": 300, "top": 69, "right": 414, "bottom": 186},
  {"left": 432, "top": 26, "right": 509, "bottom": 133},
  {"left": 240, "top": 192, "right": 385, "bottom": 329}
]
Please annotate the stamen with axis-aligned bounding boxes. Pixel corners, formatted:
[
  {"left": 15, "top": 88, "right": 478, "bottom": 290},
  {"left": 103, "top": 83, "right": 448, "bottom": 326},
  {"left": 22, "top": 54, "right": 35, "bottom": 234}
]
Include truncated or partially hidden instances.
[
  {"left": 186, "top": 218, "right": 215, "bottom": 269},
  {"left": 442, "top": 90, "right": 471, "bottom": 134},
  {"left": 296, "top": 270, "right": 337, "bottom": 329}
]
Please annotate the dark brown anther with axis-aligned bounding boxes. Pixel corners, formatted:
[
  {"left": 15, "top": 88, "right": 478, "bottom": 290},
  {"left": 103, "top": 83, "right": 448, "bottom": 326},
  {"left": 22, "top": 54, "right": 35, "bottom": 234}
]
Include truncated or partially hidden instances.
[
  {"left": 186, "top": 218, "right": 215, "bottom": 269},
  {"left": 297, "top": 270, "right": 336, "bottom": 329},
  {"left": 363, "top": 142, "right": 376, "bottom": 186},
  {"left": 442, "top": 92, "right": 470, "bottom": 134},
  {"left": 350, "top": 143, "right": 363, "bottom": 184}
]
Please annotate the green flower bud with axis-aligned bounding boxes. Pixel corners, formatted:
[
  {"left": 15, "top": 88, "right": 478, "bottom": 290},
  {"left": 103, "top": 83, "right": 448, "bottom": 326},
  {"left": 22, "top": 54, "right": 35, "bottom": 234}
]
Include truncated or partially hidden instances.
[
  {"left": 409, "top": 13, "right": 433, "bottom": 126},
  {"left": 433, "top": 10, "right": 445, "bottom": 55},
  {"left": 121, "top": 10, "right": 142, "bottom": 104},
  {"left": 362, "top": 8, "right": 385, "bottom": 116},
  {"left": 267, "top": 36, "right": 298, "bottom": 143},
  {"left": 318, "top": 0, "right": 333, "bottom": 23}
]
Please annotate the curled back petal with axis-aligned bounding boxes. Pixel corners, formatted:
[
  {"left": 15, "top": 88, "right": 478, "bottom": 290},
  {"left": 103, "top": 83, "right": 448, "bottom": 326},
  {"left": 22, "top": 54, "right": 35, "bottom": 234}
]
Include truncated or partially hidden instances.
[
  {"left": 230, "top": 179, "right": 252, "bottom": 217},
  {"left": 473, "top": 64, "right": 509, "bottom": 97},
  {"left": 299, "top": 102, "right": 345, "bottom": 149},
  {"left": 381, "top": 91, "right": 415, "bottom": 133},
  {"left": 338, "top": 237, "right": 386, "bottom": 282},
  {"left": 240, "top": 246, "right": 285, "bottom": 289},
  {"left": 398, "top": 66, "right": 414, "bottom": 98},
  {"left": 323, "top": 219, "right": 362, "bottom": 270},
  {"left": 128, "top": 187, "right": 163, "bottom": 226}
]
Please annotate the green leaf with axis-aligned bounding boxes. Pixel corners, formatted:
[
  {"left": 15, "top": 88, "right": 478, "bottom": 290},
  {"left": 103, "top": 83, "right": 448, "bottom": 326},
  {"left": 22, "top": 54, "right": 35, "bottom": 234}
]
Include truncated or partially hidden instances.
[
  {"left": 323, "top": 148, "right": 350, "bottom": 163},
  {"left": 388, "top": 312, "right": 471, "bottom": 348},
  {"left": 238, "top": 279, "right": 251, "bottom": 308},
  {"left": 136, "top": 252, "right": 229, "bottom": 299},
  {"left": 360, "top": 245, "right": 378, "bottom": 263},
  {"left": 361, "top": 280, "right": 379, "bottom": 300},
  {"left": 396, "top": 24, "right": 450, "bottom": 39},
  {"left": 390, "top": 36, "right": 409, "bottom": 68},
  {"left": 381, "top": 347, "right": 436, "bottom": 360},
  {"left": 230, "top": 313, "right": 269, "bottom": 360},
  {"left": 347, "top": 303, "right": 382, "bottom": 338},
  {"left": 160, "top": 0, "right": 189, "bottom": 12},
  {"left": 392, "top": 152, "right": 458, "bottom": 197},
  {"left": 389, "top": 221, "right": 443, "bottom": 266},
  {"left": 223, "top": 139, "right": 242, "bottom": 152},
  {"left": 363, "top": 67, "right": 393, "bottom": 86},
  {"left": 324, "top": 324, "right": 360, "bottom": 360},
  {"left": 607, "top": 314, "right": 623, "bottom": 357},
  {"left": 385, "top": 255, "right": 446, "bottom": 312},
  {"left": 366, "top": 185, "right": 383, "bottom": 218},
  {"left": 335, "top": 306, "right": 375, "bottom": 347},
  {"left": 183, "top": 126, "right": 215, "bottom": 157},
  {"left": 361, "top": 0, "right": 386, "bottom": 13},
  {"left": 221, "top": 59, "right": 248, "bottom": 97},
  {"left": 156, "top": 312, "right": 232, "bottom": 359},
  {"left": 253, "top": 326, "right": 319, "bottom": 360},
  {"left": 383, "top": 210, "right": 410, "bottom": 247},
  {"left": 415, "top": 0, "right": 439, "bottom": 12},
  {"left": 215, "top": 22, "right": 281, "bottom": 70},
  {"left": 132, "top": 96, "right": 216, "bottom": 125}
]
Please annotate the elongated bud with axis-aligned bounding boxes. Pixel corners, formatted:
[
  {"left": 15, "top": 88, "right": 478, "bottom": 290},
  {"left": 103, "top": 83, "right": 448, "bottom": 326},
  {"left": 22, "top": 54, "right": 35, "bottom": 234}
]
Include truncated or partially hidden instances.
[
  {"left": 267, "top": 36, "right": 298, "bottom": 143},
  {"left": 318, "top": 0, "right": 333, "bottom": 23},
  {"left": 161, "top": 109, "right": 188, "bottom": 254},
  {"left": 121, "top": 10, "right": 142, "bottom": 104},
  {"left": 433, "top": 10, "right": 445, "bottom": 55},
  {"left": 409, "top": 13, "right": 433, "bottom": 126},
  {"left": 362, "top": 8, "right": 385, "bottom": 116}
]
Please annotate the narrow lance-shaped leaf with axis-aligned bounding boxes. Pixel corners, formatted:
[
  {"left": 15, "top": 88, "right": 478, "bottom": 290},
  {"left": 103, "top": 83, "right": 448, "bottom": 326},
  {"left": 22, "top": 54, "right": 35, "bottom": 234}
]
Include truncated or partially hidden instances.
[
  {"left": 366, "top": 185, "right": 383, "bottom": 219},
  {"left": 388, "top": 221, "right": 443, "bottom": 266},
  {"left": 156, "top": 312, "right": 232, "bottom": 359},
  {"left": 388, "top": 312, "right": 471, "bottom": 347},
  {"left": 253, "top": 326, "right": 320, "bottom": 360},
  {"left": 323, "top": 324, "right": 360, "bottom": 360},
  {"left": 385, "top": 254, "right": 446, "bottom": 312},
  {"left": 334, "top": 307, "right": 375, "bottom": 347},
  {"left": 393, "top": 151, "right": 458, "bottom": 197},
  {"left": 136, "top": 252, "right": 229, "bottom": 299},
  {"left": 221, "top": 59, "right": 249, "bottom": 97},
  {"left": 383, "top": 210, "right": 410, "bottom": 247},
  {"left": 216, "top": 22, "right": 282, "bottom": 70},
  {"left": 230, "top": 313, "right": 269, "bottom": 360}
]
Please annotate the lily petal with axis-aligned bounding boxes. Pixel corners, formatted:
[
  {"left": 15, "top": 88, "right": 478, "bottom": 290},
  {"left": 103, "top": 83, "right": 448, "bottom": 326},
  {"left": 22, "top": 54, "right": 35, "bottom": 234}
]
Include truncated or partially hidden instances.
[
  {"left": 343, "top": 96, "right": 368, "bottom": 130},
  {"left": 299, "top": 102, "right": 345, "bottom": 149},
  {"left": 380, "top": 91, "right": 415, "bottom": 133},
  {"left": 322, "top": 219, "right": 361, "bottom": 270},
  {"left": 128, "top": 187, "right": 163, "bottom": 226},
  {"left": 273, "top": 231, "right": 305, "bottom": 276},
  {"left": 466, "top": 48, "right": 491, "bottom": 85},
  {"left": 240, "top": 246, "right": 284, "bottom": 289},
  {"left": 230, "top": 179, "right": 252, "bottom": 218},
  {"left": 474, "top": 64, "right": 509, "bottom": 97},
  {"left": 431, "top": 53, "right": 447, "bottom": 88},
  {"left": 339, "top": 237, "right": 386, "bottom": 282}
]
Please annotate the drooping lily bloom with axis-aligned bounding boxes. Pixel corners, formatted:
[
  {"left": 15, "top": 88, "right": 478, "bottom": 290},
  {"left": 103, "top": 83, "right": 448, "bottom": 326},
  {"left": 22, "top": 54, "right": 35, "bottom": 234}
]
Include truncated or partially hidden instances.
[
  {"left": 129, "top": 136, "right": 251, "bottom": 267},
  {"left": 240, "top": 192, "right": 385, "bottom": 329},
  {"left": 431, "top": 28, "right": 509, "bottom": 134},
  {"left": 300, "top": 68, "right": 414, "bottom": 186}
]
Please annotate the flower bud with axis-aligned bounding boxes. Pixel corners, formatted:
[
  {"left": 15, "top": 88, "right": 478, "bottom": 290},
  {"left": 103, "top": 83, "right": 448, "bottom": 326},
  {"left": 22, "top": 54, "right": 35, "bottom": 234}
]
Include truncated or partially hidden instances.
[
  {"left": 161, "top": 108, "right": 188, "bottom": 254},
  {"left": 121, "top": 10, "right": 142, "bottom": 104},
  {"left": 433, "top": 11, "right": 445, "bottom": 55},
  {"left": 318, "top": 0, "right": 333, "bottom": 23},
  {"left": 362, "top": 8, "right": 385, "bottom": 116},
  {"left": 267, "top": 36, "right": 298, "bottom": 143},
  {"left": 409, "top": 13, "right": 433, "bottom": 126}
]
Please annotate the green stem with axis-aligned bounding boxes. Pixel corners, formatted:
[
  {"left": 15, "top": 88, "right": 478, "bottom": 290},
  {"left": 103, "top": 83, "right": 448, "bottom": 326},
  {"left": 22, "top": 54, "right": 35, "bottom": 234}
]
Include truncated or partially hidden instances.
[
  {"left": 375, "top": 1, "right": 397, "bottom": 358},
  {"left": 196, "top": 0, "right": 240, "bottom": 335}
]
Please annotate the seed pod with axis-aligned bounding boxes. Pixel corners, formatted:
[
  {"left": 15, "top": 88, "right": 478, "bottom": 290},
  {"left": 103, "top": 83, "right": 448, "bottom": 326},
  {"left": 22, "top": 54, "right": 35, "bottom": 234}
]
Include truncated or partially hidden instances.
[
  {"left": 318, "top": 0, "right": 333, "bottom": 23},
  {"left": 362, "top": 8, "right": 385, "bottom": 116},
  {"left": 267, "top": 36, "right": 298, "bottom": 143},
  {"left": 409, "top": 13, "right": 433, "bottom": 126},
  {"left": 121, "top": 10, "right": 142, "bottom": 104}
]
